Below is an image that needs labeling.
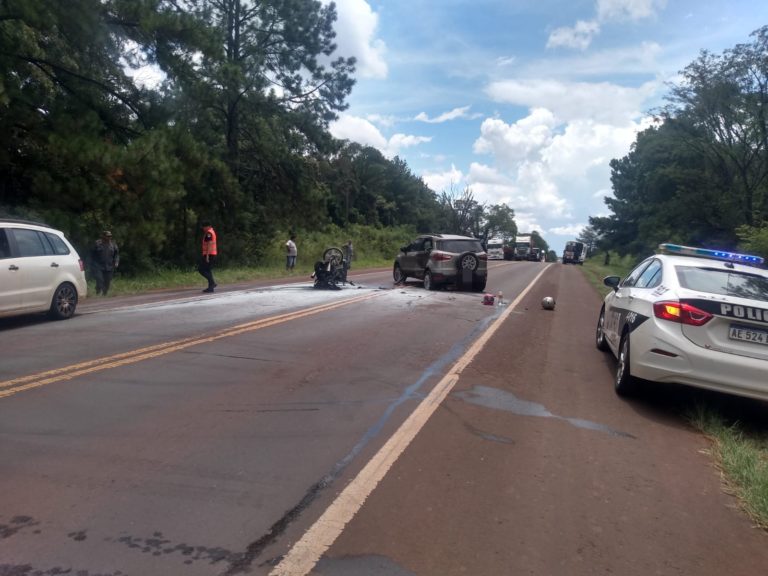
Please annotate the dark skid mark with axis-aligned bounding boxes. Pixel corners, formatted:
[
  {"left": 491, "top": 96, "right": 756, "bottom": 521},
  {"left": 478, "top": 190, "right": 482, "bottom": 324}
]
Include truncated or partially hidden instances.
[
  {"left": 314, "top": 554, "right": 418, "bottom": 576},
  {"left": 453, "top": 386, "right": 635, "bottom": 439},
  {"left": 0, "top": 516, "right": 39, "bottom": 539},
  {"left": 0, "top": 565, "right": 126, "bottom": 576},
  {"left": 107, "top": 533, "right": 239, "bottom": 566},
  {"left": 67, "top": 530, "right": 87, "bottom": 541}
]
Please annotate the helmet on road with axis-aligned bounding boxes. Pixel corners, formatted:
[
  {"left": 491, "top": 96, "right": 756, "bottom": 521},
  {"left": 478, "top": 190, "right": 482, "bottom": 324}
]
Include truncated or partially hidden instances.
[{"left": 541, "top": 296, "right": 556, "bottom": 310}]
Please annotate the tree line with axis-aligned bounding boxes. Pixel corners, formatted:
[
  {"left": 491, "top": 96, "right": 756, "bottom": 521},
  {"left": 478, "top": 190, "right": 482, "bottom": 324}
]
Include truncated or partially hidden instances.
[
  {"left": 0, "top": 0, "right": 529, "bottom": 273},
  {"left": 590, "top": 26, "right": 768, "bottom": 261}
]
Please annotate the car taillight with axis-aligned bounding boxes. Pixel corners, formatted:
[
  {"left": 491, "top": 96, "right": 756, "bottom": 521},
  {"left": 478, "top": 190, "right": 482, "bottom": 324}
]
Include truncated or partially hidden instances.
[
  {"left": 430, "top": 251, "right": 453, "bottom": 261},
  {"left": 79, "top": 259, "right": 85, "bottom": 272},
  {"left": 653, "top": 301, "right": 713, "bottom": 327}
]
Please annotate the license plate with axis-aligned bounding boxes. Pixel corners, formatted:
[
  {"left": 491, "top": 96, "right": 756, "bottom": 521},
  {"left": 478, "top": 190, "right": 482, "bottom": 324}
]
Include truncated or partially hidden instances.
[{"left": 729, "top": 325, "right": 768, "bottom": 345}]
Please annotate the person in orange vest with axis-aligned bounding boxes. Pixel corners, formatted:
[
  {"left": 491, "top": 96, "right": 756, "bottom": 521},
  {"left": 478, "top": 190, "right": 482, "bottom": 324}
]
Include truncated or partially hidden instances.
[{"left": 199, "top": 221, "right": 217, "bottom": 293}]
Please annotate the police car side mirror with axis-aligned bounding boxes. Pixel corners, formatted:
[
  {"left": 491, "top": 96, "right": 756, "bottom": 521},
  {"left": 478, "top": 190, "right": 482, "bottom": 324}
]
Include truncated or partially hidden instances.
[{"left": 603, "top": 275, "right": 621, "bottom": 291}]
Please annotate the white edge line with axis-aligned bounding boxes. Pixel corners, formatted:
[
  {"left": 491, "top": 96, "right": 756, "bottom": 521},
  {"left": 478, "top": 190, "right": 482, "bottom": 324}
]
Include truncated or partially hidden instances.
[{"left": 268, "top": 264, "right": 551, "bottom": 576}]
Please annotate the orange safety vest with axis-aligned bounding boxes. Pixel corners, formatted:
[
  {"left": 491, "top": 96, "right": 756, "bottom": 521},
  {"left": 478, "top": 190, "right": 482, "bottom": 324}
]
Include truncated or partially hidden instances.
[{"left": 202, "top": 227, "right": 218, "bottom": 256}]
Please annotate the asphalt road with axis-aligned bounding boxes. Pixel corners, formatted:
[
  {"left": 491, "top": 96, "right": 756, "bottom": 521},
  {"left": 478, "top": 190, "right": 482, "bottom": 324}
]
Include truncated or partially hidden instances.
[{"left": 1, "top": 262, "right": 767, "bottom": 576}]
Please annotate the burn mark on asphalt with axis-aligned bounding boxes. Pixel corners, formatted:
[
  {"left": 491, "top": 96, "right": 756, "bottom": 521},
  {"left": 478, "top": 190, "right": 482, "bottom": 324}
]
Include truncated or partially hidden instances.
[
  {"left": 106, "top": 532, "right": 240, "bottom": 564},
  {"left": 0, "top": 566, "right": 126, "bottom": 576},
  {"left": 313, "top": 554, "right": 418, "bottom": 575},
  {"left": 67, "top": 530, "right": 87, "bottom": 541},
  {"left": 453, "top": 385, "right": 636, "bottom": 439},
  {"left": 0, "top": 516, "right": 39, "bottom": 539}
]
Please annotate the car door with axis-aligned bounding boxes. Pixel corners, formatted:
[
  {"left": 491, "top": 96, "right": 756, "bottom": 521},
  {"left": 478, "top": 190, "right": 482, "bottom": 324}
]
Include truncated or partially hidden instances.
[
  {"left": 604, "top": 258, "right": 653, "bottom": 349},
  {"left": 0, "top": 228, "right": 23, "bottom": 313},
  {"left": 400, "top": 238, "right": 425, "bottom": 278},
  {"left": 10, "top": 227, "right": 57, "bottom": 310}
]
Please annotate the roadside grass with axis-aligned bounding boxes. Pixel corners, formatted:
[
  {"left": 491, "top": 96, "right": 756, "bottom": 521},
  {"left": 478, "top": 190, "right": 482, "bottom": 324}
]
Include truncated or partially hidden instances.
[
  {"left": 582, "top": 253, "right": 768, "bottom": 530},
  {"left": 688, "top": 404, "right": 768, "bottom": 529}
]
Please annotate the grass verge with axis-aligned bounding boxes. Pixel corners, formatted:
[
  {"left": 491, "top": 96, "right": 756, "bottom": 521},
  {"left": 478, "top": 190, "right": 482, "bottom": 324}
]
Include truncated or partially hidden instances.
[{"left": 583, "top": 252, "right": 768, "bottom": 530}]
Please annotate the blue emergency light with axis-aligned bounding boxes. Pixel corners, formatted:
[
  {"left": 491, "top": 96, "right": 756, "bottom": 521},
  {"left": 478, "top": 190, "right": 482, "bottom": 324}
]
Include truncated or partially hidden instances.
[{"left": 658, "top": 243, "right": 765, "bottom": 265}]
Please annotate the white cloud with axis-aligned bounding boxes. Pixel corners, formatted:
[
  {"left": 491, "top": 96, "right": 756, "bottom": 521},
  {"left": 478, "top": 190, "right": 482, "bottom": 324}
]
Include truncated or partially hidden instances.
[
  {"left": 550, "top": 224, "right": 588, "bottom": 236},
  {"left": 422, "top": 165, "right": 464, "bottom": 194},
  {"left": 329, "top": 115, "right": 431, "bottom": 158},
  {"left": 547, "top": 20, "right": 601, "bottom": 51},
  {"left": 325, "top": 0, "right": 387, "bottom": 79},
  {"left": 415, "top": 106, "right": 477, "bottom": 124},
  {"left": 485, "top": 78, "right": 657, "bottom": 124},
  {"left": 597, "top": 0, "right": 667, "bottom": 22},
  {"left": 473, "top": 108, "right": 557, "bottom": 168}
]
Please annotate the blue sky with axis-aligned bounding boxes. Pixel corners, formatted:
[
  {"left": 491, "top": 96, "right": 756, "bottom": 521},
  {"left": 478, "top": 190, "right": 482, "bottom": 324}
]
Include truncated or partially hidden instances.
[{"left": 323, "top": 0, "right": 768, "bottom": 254}]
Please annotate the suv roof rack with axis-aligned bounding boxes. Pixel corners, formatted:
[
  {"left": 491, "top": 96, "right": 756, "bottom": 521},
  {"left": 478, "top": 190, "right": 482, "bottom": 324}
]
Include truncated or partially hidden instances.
[{"left": 658, "top": 243, "right": 764, "bottom": 266}]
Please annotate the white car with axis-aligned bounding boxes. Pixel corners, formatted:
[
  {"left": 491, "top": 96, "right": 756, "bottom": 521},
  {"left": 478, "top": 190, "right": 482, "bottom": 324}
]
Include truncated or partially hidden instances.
[
  {"left": 595, "top": 243, "right": 768, "bottom": 400},
  {"left": 0, "top": 219, "right": 87, "bottom": 320}
]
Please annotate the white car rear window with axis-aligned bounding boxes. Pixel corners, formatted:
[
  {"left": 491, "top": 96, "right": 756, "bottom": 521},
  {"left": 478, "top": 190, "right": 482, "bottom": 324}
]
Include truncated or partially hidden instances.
[{"left": 676, "top": 265, "right": 768, "bottom": 302}]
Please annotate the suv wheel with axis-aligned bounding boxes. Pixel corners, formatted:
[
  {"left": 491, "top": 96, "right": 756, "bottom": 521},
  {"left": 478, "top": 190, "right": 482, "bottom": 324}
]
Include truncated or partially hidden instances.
[
  {"left": 393, "top": 264, "right": 407, "bottom": 284},
  {"left": 458, "top": 252, "right": 479, "bottom": 272},
  {"left": 49, "top": 282, "right": 78, "bottom": 320}
]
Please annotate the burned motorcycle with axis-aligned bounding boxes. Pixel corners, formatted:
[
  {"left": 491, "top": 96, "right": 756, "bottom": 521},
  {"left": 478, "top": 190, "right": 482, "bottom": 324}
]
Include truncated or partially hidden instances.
[{"left": 312, "top": 247, "right": 353, "bottom": 289}]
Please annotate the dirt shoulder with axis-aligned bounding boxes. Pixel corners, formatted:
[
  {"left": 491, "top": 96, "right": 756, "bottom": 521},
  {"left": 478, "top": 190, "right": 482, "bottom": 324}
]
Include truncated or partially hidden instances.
[{"left": 314, "top": 263, "right": 768, "bottom": 576}]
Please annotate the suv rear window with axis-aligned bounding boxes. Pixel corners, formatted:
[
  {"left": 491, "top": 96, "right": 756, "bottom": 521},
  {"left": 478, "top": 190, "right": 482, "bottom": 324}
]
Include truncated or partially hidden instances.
[
  {"left": 676, "top": 265, "right": 768, "bottom": 303},
  {"left": 437, "top": 239, "right": 483, "bottom": 252}
]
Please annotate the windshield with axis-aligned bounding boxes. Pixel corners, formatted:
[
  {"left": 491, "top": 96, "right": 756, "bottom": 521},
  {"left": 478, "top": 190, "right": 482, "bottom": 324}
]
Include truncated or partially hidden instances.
[
  {"left": 487, "top": 242, "right": 503, "bottom": 249},
  {"left": 439, "top": 239, "right": 484, "bottom": 253},
  {"left": 515, "top": 242, "right": 530, "bottom": 248},
  {"left": 676, "top": 266, "right": 768, "bottom": 303}
]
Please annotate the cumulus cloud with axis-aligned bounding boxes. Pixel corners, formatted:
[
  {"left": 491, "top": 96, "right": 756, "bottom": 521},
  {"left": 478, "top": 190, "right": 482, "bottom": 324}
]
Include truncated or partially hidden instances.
[
  {"left": 550, "top": 224, "right": 588, "bottom": 236},
  {"left": 415, "top": 106, "right": 477, "bottom": 124},
  {"left": 324, "top": 0, "right": 387, "bottom": 78},
  {"left": 547, "top": 0, "right": 667, "bottom": 50},
  {"left": 485, "top": 78, "right": 656, "bottom": 124},
  {"left": 547, "top": 20, "right": 600, "bottom": 51},
  {"left": 329, "top": 115, "right": 431, "bottom": 158},
  {"left": 597, "top": 0, "right": 667, "bottom": 22},
  {"left": 422, "top": 164, "right": 464, "bottom": 194}
]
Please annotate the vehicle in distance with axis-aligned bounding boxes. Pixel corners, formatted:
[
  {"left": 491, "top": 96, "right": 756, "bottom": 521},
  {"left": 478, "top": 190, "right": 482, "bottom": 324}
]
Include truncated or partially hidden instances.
[
  {"left": 511, "top": 234, "right": 533, "bottom": 261},
  {"left": 563, "top": 240, "right": 585, "bottom": 264},
  {"left": 595, "top": 243, "right": 768, "bottom": 401},
  {"left": 0, "top": 219, "right": 87, "bottom": 320},
  {"left": 393, "top": 234, "right": 487, "bottom": 292},
  {"left": 486, "top": 237, "right": 505, "bottom": 260}
]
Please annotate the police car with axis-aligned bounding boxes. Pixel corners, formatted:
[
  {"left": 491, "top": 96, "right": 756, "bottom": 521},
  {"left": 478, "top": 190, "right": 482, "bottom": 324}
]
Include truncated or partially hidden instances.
[{"left": 595, "top": 244, "right": 768, "bottom": 400}]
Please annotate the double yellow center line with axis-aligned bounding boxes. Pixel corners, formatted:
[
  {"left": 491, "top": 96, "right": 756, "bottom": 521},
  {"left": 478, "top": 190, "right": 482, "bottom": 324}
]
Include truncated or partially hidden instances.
[{"left": 0, "top": 292, "right": 381, "bottom": 399}]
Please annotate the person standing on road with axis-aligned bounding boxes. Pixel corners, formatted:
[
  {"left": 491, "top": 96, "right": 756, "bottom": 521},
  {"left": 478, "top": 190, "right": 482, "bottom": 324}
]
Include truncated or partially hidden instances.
[
  {"left": 199, "top": 221, "right": 217, "bottom": 293},
  {"left": 285, "top": 234, "right": 297, "bottom": 272},
  {"left": 343, "top": 239, "right": 354, "bottom": 270},
  {"left": 91, "top": 230, "right": 119, "bottom": 296}
]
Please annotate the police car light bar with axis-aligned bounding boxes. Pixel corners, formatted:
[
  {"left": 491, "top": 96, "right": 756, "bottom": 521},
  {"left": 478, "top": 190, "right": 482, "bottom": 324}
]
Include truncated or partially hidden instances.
[{"left": 658, "top": 243, "right": 765, "bottom": 265}]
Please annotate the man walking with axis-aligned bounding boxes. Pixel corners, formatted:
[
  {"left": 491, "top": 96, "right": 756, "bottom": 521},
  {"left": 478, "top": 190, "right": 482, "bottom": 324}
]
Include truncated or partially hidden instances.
[
  {"left": 199, "top": 221, "right": 217, "bottom": 293},
  {"left": 91, "top": 230, "right": 119, "bottom": 295}
]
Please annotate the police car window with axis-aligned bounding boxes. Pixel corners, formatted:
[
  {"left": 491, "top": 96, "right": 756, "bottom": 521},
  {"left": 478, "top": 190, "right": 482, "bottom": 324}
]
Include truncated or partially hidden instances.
[
  {"left": 621, "top": 260, "right": 652, "bottom": 288},
  {"left": 12, "top": 228, "right": 49, "bottom": 257},
  {"left": 635, "top": 259, "right": 663, "bottom": 289},
  {"left": 676, "top": 266, "right": 768, "bottom": 303},
  {"left": 0, "top": 229, "right": 10, "bottom": 259}
]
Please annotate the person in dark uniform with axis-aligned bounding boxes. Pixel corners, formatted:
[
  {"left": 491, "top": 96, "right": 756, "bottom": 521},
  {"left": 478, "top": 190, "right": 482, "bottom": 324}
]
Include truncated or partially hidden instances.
[
  {"left": 199, "top": 221, "right": 217, "bottom": 293},
  {"left": 91, "top": 230, "right": 119, "bottom": 295}
]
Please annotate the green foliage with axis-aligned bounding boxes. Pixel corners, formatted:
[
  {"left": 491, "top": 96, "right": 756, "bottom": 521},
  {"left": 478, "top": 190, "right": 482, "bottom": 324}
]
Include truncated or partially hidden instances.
[
  {"left": 736, "top": 224, "right": 768, "bottom": 259},
  {"left": 595, "top": 26, "right": 768, "bottom": 259}
]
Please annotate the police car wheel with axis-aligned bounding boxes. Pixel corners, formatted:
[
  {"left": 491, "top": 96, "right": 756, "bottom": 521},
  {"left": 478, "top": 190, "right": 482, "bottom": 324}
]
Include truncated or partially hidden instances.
[
  {"left": 615, "top": 332, "right": 638, "bottom": 396},
  {"left": 596, "top": 307, "right": 610, "bottom": 351}
]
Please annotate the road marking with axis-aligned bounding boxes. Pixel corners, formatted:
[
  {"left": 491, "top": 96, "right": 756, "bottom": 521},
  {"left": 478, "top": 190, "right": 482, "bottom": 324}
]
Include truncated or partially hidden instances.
[
  {"left": 0, "top": 292, "right": 381, "bottom": 399},
  {"left": 268, "top": 264, "right": 551, "bottom": 576}
]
